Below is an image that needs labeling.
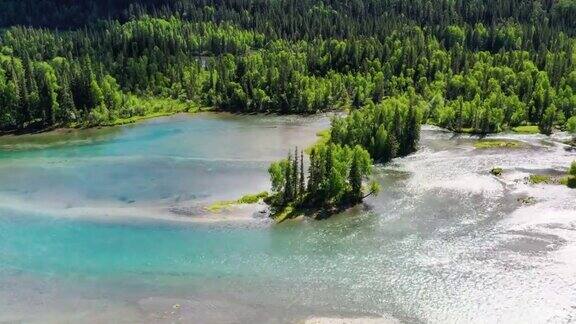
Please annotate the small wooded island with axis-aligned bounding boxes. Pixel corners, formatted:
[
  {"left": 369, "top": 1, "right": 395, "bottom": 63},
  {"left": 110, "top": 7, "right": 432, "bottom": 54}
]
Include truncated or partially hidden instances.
[{"left": 266, "top": 97, "right": 421, "bottom": 222}]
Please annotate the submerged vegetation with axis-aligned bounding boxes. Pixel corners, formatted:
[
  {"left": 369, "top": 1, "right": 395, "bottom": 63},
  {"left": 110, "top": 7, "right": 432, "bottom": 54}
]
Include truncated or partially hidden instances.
[{"left": 207, "top": 192, "right": 269, "bottom": 213}]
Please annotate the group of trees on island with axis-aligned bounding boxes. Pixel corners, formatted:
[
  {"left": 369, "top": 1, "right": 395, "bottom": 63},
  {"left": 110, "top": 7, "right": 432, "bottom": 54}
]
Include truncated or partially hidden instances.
[
  {"left": 268, "top": 144, "right": 376, "bottom": 213},
  {"left": 267, "top": 97, "right": 421, "bottom": 212}
]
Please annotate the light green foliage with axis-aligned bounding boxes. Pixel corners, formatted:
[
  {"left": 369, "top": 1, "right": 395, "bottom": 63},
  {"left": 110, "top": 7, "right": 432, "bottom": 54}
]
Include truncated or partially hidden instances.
[
  {"left": 474, "top": 139, "right": 524, "bottom": 149},
  {"left": 88, "top": 104, "right": 110, "bottom": 126},
  {"left": 526, "top": 169, "right": 575, "bottom": 187},
  {"left": 528, "top": 174, "right": 553, "bottom": 185},
  {"left": 566, "top": 117, "right": 576, "bottom": 134},
  {"left": 331, "top": 95, "right": 422, "bottom": 163},
  {"left": 445, "top": 25, "right": 465, "bottom": 47},
  {"left": 570, "top": 161, "right": 576, "bottom": 177},
  {"left": 206, "top": 200, "right": 236, "bottom": 213},
  {"left": 207, "top": 192, "right": 269, "bottom": 213},
  {"left": 305, "top": 129, "right": 331, "bottom": 154},
  {"left": 539, "top": 104, "right": 557, "bottom": 135},
  {"left": 368, "top": 181, "right": 381, "bottom": 196},
  {"left": 273, "top": 205, "right": 295, "bottom": 224},
  {"left": 512, "top": 125, "right": 540, "bottom": 134},
  {"left": 564, "top": 157, "right": 576, "bottom": 188},
  {"left": 268, "top": 160, "right": 290, "bottom": 196},
  {"left": 237, "top": 192, "right": 269, "bottom": 204}
]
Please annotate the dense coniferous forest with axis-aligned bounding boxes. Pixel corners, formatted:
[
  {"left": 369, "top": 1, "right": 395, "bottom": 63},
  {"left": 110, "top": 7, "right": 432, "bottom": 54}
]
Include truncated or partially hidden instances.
[
  {"left": 0, "top": 0, "right": 574, "bottom": 132},
  {"left": 1, "top": 0, "right": 576, "bottom": 210},
  {"left": 1, "top": 0, "right": 576, "bottom": 135}
]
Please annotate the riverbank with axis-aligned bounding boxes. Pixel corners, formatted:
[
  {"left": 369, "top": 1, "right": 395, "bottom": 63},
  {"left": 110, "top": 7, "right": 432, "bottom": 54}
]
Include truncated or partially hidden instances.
[
  {"left": 0, "top": 192, "right": 269, "bottom": 225},
  {"left": 270, "top": 200, "right": 371, "bottom": 224},
  {"left": 0, "top": 97, "right": 208, "bottom": 137}
]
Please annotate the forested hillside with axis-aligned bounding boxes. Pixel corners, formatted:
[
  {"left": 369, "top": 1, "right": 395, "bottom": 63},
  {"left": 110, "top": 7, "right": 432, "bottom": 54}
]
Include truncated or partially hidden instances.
[{"left": 0, "top": 0, "right": 575, "bottom": 135}]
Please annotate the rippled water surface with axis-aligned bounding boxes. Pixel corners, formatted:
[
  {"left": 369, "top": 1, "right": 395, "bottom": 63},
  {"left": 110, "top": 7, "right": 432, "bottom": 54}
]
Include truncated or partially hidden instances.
[{"left": 0, "top": 114, "right": 575, "bottom": 323}]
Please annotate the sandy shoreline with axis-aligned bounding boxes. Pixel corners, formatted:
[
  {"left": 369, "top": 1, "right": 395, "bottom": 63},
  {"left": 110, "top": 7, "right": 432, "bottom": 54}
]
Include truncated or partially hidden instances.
[
  {"left": 2, "top": 292, "right": 400, "bottom": 324},
  {"left": 0, "top": 193, "right": 270, "bottom": 225},
  {"left": 303, "top": 317, "right": 400, "bottom": 324}
]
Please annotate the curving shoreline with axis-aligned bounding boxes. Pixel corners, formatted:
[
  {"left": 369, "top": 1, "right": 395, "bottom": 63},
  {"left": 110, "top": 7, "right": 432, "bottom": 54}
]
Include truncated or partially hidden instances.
[{"left": 0, "top": 194, "right": 269, "bottom": 225}]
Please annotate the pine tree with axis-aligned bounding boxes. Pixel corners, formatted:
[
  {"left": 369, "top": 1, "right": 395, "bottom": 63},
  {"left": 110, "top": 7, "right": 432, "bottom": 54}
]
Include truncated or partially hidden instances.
[
  {"left": 293, "top": 147, "right": 299, "bottom": 199},
  {"left": 349, "top": 152, "right": 362, "bottom": 203},
  {"left": 307, "top": 149, "right": 319, "bottom": 201},
  {"left": 299, "top": 149, "right": 305, "bottom": 201},
  {"left": 402, "top": 103, "right": 420, "bottom": 155},
  {"left": 539, "top": 104, "right": 557, "bottom": 135},
  {"left": 283, "top": 152, "right": 294, "bottom": 205},
  {"left": 57, "top": 74, "right": 76, "bottom": 123}
]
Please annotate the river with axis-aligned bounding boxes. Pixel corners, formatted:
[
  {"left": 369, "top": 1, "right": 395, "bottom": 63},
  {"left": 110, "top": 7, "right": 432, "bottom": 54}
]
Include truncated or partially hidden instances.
[{"left": 0, "top": 113, "right": 574, "bottom": 323}]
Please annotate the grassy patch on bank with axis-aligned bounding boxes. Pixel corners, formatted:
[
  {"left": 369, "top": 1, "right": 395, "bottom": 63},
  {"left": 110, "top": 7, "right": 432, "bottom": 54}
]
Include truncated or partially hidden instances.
[
  {"left": 207, "top": 192, "right": 269, "bottom": 213},
  {"left": 206, "top": 200, "right": 236, "bottom": 213},
  {"left": 103, "top": 110, "right": 188, "bottom": 127},
  {"left": 528, "top": 174, "right": 553, "bottom": 184},
  {"left": 474, "top": 139, "right": 524, "bottom": 149},
  {"left": 237, "top": 192, "right": 270, "bottom": 204},
  {"left": 82, "top": 96, "right": 210, "bottom": 128},
  {"left": 305, "top": 129, "right": 331, "bottom": 154},
  {"left": 527, "top": 174, "right": 570, "bottom": 186},
  {"left": 272, "top": 205, "right": 296, "bottom": 223},
  {"left": 458, "top": 127, "right": 477, "bottom": 134},
  {"left": 512, "top": 125, "right": 540, "bottom": 134}
]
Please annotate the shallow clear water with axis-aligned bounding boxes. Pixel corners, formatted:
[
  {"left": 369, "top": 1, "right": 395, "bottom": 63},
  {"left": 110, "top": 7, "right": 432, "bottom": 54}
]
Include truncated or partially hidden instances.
[
  {"left": 0, "top": 115, "right": 575, "bottom": 323},
  {"left": 0, "top": 113, "right": 329, "bottom": 212}
]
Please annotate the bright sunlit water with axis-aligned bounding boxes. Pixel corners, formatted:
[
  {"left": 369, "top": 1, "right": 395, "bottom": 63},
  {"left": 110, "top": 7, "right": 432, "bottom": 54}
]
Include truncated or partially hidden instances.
[{"left": 0, "top": 114, "right": 575, "bottom": 323}]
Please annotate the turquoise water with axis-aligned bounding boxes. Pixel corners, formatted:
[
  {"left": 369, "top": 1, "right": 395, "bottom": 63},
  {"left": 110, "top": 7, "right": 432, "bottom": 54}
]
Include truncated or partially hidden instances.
[
  {"left": 0, "top": 113, "right": 329, "bottom": 209},
  {"left": 0, "top": 116, "right": 575, "bottom": 323}
]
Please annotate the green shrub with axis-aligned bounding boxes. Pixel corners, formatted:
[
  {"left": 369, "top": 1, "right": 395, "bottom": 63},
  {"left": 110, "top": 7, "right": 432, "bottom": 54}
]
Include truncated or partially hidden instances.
[
  {"left": 567, "top": 177, "right": 576, "bottom": 189},
  {"left": 512, "top": 125, "right": 539, "bottom": 134},
  {"left": 237, "top": 192, "right": 269, "bottom": 204},
  {"left": 474, "top": 139, "right": 523, "bottom": 149},
  {"left": 570, "top": 161, "right": 576, "bottom": 177},
  {"left": 529, "top": 174, "right": 552, "bottom": 184},
  {"left": 490, "top": 167, "right": 503, "bottom": 176},
  {"left": 566, "top": 117, "right": 576, "bottom": 134}
]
